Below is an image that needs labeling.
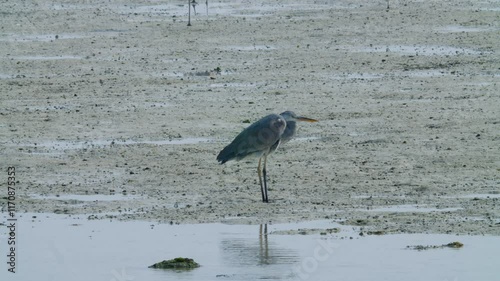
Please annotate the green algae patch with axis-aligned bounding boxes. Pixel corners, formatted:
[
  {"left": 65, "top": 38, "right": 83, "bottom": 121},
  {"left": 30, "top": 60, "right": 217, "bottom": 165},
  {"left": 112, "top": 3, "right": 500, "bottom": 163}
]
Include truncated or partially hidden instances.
[
  {"left": 445, "top": 241, "right": 464, "bottom": 248},
  {"left": 148, "top": 257, "right": 200, "bottom": 269},
  {"left": 407, "top": 241, "right": 464, "bottom": 251}
]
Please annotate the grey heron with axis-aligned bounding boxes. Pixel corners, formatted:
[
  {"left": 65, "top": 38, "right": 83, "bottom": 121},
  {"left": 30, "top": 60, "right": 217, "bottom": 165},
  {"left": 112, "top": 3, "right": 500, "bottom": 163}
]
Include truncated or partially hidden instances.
[
  {"left": 217, "top": 111, "right": 318, "bottom": 202},
  {"left": 187, "top": 0, "right": 208, "bottom": 26}
]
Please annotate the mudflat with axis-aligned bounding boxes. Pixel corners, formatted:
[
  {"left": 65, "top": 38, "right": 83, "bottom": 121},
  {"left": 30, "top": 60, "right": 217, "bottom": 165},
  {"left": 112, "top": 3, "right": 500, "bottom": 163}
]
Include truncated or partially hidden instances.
[{"left": 1, "top": 0, "right": 499, "bottom": 235}]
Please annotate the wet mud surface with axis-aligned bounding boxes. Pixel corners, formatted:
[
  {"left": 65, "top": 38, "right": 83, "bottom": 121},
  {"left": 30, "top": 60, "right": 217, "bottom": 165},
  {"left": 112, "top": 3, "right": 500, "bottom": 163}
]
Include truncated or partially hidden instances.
[{"left": 1, "top": 0, "right": 500, "bottom": 235}]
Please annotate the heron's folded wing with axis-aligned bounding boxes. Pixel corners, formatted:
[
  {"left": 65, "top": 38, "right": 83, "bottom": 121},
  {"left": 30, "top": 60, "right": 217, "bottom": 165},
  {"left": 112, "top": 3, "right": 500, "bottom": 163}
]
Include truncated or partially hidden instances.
[{"left": 217, "top": 114, "right": 283, "bottom": 163}]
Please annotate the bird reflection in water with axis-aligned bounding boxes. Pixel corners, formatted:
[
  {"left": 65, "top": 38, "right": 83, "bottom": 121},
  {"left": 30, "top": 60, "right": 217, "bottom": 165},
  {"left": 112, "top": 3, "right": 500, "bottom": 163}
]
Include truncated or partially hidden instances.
[
  {"left": 259, "top": 224, "right": 269, "bottom": 265},
  {"left": 220, "top": 224, "right": 299, "bottom": 269}
]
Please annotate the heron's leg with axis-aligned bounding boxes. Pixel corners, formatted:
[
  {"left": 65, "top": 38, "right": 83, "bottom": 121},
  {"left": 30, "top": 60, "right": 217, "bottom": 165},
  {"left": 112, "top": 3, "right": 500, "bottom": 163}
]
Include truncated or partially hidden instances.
[
  {"left": 258, "top": 157, "right": 265, "bottom": 202},
  {"left": 206, "top": 0, "right": 208, "bottom": 16},
  {"left": 263, "top": 155, "right": 268, "bottom": 203},
  {"left": 187, "top": 0, "right": 191, "bottom": 26}
]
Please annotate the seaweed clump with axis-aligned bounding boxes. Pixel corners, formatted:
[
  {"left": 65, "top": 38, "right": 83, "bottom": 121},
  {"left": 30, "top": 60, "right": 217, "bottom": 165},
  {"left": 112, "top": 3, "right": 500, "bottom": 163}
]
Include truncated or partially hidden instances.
[
  {"left": 407, "top": 241, "right": 464, "bottom": 251},
  {"left": 148, "top": 257, "right": 200, "bottom": 269}
]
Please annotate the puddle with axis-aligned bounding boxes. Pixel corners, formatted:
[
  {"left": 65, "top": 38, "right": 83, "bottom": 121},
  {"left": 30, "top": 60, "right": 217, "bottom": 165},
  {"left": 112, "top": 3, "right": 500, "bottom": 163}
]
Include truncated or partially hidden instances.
[
  {"left": 50, "top": 3, "right": 98, "bottom": 10},
  {"left": 1, "top": 30, "right": 127, "bottom": 44},
  {"left": 14, "top": 137, "right": 214, "bottom": 151},
  {"left": 112, "top": 4, "right": 177, "bottom": 15},
  {"left": 157, "top": 69, "right": 233, "bottom": 79},
  {"left": 110, "top": 3, "right": 203, "bottom": 18},
  {"left": 91, "top": 29, "right": 129, "bottom": 33},
  {"left": 18, "top": 103, "right": 78, "bottom": 111},
  {"left": 447, "top": 193, "right": 500, "bottom": 199},
  {"left": 209, "top": 82, "right": 256, "bottom": 88},
  {"left": 0, "top": 33, "right": 86, "bottom": 42},
  {"left": 0, "top": 73, "right": 15, "bottom": 79},
  {"left": 361, "top": 205, "right": 462, "bottom": 213},
  {"left": 356, "top": 45, "right": 481, "bottom": 56},
  {"left": 352, "top": 195, "right": 406, "bottom": 199},
  {"left": 184, "top": 68, "right": 234, "bottom": 77},
  {"left": 30, "top": 194, "right": 141, "bottom": 202},
  {"left": 9, "top": 55, "right": 82, "bottom": 60},
  {"left": 293, "top": 136, "right": 322, "bottom": 142},
  {"left": 224, "top": 45, "right": 277, "bottom": 51},
  {"left": 328, "top": 70, "right": 451, "bottom": 80},
  {"left": 330, "top": 73, "right": 383, "bottom": 80},
  {"left": 402, "top": 69, "right": 450, "bottom": 78},
  {"left": 215, "top": 3, "right": 356, "bottom": 17},
  {"left": 1, "top": 214, "right": 498, "bottom": 281},
  {"left": 436, "top": 25, "right": 497, "bottom": 33}
]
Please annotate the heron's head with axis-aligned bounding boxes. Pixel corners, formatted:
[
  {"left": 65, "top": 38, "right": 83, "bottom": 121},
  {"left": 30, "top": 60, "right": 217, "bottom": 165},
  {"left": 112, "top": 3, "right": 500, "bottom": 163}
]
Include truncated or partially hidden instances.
[{"left": 280, "top": 111, "right": 318, "bottom": 123}]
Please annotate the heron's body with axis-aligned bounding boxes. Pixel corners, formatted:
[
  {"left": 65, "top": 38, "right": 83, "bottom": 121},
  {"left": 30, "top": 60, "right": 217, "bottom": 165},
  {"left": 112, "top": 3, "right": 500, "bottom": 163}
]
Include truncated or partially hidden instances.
[
  {"left": 217, "top": 114, "right": 286, "bottom": 164},
  {"left": 217, "top": 111, "right": 317, "bottom": 202}
]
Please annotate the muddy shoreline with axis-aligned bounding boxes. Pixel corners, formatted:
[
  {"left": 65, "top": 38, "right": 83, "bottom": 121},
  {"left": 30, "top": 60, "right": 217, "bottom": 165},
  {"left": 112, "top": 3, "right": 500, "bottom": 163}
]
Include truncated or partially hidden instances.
[{"left": 1, "top": 0, "right": 499, "bottom": 235}]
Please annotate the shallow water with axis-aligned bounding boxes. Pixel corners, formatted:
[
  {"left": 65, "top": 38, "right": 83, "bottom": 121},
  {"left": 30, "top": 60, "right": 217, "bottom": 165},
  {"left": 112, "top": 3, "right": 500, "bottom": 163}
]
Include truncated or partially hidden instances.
[
  {"left": 29, "top": 193, "right": 141, "bottom": 202},
  {"left": 361, "top": 204, "right": 462, "bottom": 213},
  {"left": 1, "top": 214, "right": 498, "bottom": 281},
  {"left": 356, "top": 45, "right": 481, "bottom": 56},
  {"left": 223, "top": 45, "right": 277, "bottom": 51},
  {"left": 13, "top": 137, "right": 214, "bottom": 151},
  {"left": 436, "top": 25, "right": 498, "bottom": 33},
  {"left": 9, "top": 55, "right": 82, "bottom": 60},
  {"left": 0, "top": 33, "right": 86, "bottom": 42}
]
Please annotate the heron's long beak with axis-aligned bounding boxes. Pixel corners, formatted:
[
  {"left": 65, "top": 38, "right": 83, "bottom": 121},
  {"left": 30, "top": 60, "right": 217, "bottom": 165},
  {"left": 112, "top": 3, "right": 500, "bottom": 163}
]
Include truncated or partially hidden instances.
[{"left": 296, "top": 116, "right": 318, "bottom": 122}]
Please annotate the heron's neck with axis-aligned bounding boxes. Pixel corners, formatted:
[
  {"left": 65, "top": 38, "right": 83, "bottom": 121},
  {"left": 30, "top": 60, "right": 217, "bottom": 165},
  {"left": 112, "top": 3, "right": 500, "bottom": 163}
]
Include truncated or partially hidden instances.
[{"left": 281, "top": 120, "right": 296, "bottom": 143}]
